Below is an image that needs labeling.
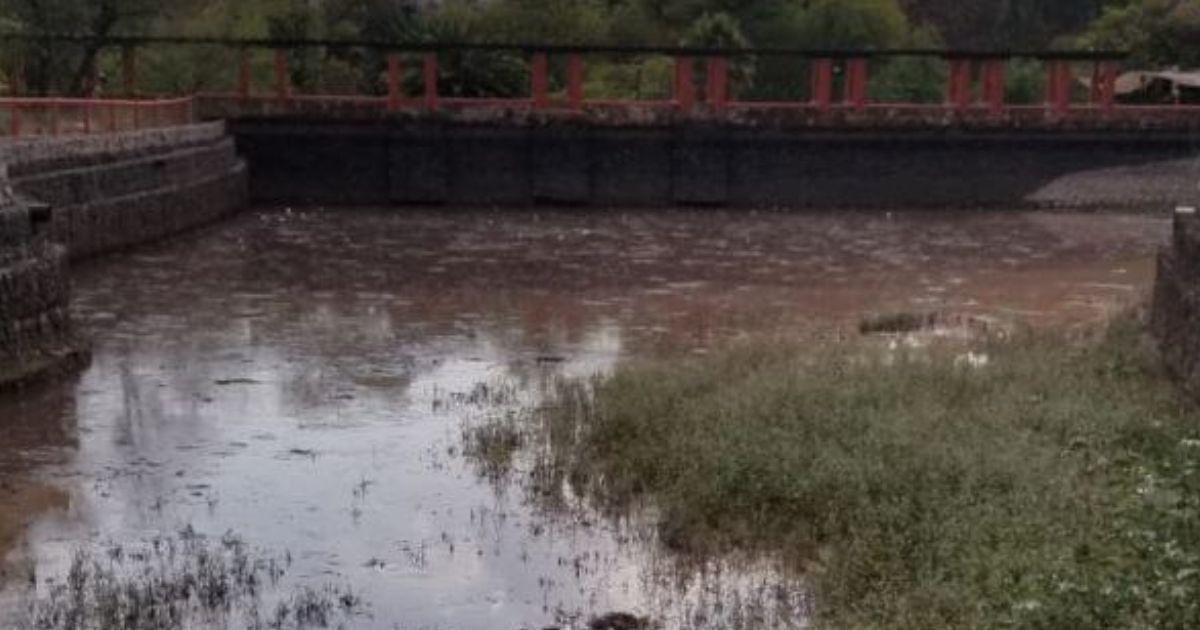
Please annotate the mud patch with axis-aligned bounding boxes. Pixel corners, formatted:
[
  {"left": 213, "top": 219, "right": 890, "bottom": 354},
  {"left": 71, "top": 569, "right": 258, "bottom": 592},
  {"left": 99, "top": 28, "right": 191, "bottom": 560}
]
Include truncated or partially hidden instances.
[{"left": 0, "top": 479, "right": 69, "bottom": 584}]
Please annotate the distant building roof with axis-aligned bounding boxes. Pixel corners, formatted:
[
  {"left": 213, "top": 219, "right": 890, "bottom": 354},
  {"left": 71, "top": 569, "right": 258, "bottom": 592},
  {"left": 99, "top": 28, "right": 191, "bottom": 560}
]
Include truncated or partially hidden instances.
[{"left": 1110, "top": 70, "right": 1200, "bottom": 95}]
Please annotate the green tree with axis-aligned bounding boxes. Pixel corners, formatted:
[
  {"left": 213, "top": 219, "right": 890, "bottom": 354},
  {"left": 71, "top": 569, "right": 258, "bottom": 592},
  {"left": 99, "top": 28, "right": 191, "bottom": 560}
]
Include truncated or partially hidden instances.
[
  {"left": 747, "top": 0, "right": 913, "bottom": 100},
  {"left": 479, "top": 0, "right": 609, "bottom": 44},
  {"left": 1078, "top": 0, "right": 1200, "bottom": 67},
  {"left": 790, "top": 0, "right": 910, "bottom": 49},
  {"left": 869, "top": 25, "right": 945, "bottom": 103},
  {"left": 411, "top": 1, "right": 527, "bottom": 98},
  {"left": 682, "top": 11, "right": 754, "bottom": 95},
  {"left": 0, "top": 0, "right": 160, "bottom": 94},
  {"left": 901, "top": 0, "right": 1102, "bottom": 49}
]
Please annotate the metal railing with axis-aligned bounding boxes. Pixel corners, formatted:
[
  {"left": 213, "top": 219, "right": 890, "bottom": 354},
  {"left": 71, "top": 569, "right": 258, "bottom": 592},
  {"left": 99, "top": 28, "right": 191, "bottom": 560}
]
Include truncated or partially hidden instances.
[
  {"left": 1, "top": 97, "right": 194, "bottom": 138},
  {"left": 2, "top": 34, "right": 1196, "bottom": 124}
]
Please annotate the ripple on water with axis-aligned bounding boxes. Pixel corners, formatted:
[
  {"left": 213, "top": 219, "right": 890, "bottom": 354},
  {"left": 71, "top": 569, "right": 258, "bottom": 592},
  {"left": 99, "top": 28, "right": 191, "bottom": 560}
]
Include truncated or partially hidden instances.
[{"left": 0, "top": 208, "right": 1169, "bottom": 629}]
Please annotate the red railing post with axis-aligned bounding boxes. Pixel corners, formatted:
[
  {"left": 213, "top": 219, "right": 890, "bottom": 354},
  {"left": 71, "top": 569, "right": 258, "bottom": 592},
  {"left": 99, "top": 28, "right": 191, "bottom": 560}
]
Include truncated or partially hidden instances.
[
  {"left": 50, "top": 102, "right": 60, "bottom": 136},
  {"left": 274, "top": 49, "right": 291, "bottom": 103},
  {"left": 567, "top": 53, "right": 584, "bottom": 110},
  {"left": 84, "top": 58, "right": 97, "bottom": 98},
  {"left": 844, "top": 57, "right": 868, "bottom": 112},
  {"left": 423, "top": 53, "right": 439, "bottom": 111},
  {"left": 706, "top": 56, "right": 729, "bottom": 110},
  {"left": 1098, "top": 60, "right": 1118, "bottom": 112},
  {"left": 811, "top": 58, "right": 833, "bottom": 112},
  {"left": 674, "top": 56, "right": 695, "bottom": 112},
  {"left": 12, "top": 60, "right": 25, "bottom": 96},
  {"left": 1045, "top": 59, "right": 1070, "bottom": 115},
  {"left": 981, "top": 58, "right": 1006, "bottom": 118},
  {"left": 9, "top": 103, "right": 19, "bottom": 138},
  {"left": 387, "top": 53, "right": 402, "bottom": 111},
  {"left": 108, "top": 104, "right": 117, "bottom": 132},
  {"left": 946, "top": 57, "right": 971, "bottom": 111},
  {"left": 83, "top": 101, "right": 92, "bottom": 133},
  {"left": 237, "top": 49, "right": 252, "bottom": 100},
  {"left": 531, "top": 52, "right": 549, "bottom": 109},
  {"left": 121, "top": 46, "right": 138, "bottom": 97}
]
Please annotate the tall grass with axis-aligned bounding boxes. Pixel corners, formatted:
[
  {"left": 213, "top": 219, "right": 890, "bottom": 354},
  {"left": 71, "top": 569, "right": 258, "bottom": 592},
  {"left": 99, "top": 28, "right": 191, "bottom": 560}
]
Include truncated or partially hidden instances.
[{"left": 530, "top": 319, "right": 1200, "bottom": 629}]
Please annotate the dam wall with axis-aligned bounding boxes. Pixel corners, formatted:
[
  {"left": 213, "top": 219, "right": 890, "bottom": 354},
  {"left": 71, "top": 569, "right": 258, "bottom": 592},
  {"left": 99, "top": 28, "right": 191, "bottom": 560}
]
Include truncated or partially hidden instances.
[
  {"left": 6, "top": 122, "right": 248, "bottom": 260},
  {"left": 230, "top": 117, "right": 1200, "bottom": 210}
]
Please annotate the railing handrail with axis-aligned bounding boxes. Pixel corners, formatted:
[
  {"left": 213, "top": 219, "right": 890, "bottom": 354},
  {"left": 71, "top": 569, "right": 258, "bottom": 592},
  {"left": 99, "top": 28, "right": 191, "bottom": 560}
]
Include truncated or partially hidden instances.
[
  {"left": 0, "top": 31, "right": 1130, "bottom": 61},
  {"left": 1, "top": 95, "right": 195, "bottom": 139},
  {"left": 0, "top": 96, "right": 193, "bottom": 107}
]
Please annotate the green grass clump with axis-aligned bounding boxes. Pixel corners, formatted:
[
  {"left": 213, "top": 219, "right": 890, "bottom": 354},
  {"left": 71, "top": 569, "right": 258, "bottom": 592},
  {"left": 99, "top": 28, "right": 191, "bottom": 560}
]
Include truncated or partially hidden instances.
[{"left": 538, "top": 319, "right": 1200, "bottom": 629}]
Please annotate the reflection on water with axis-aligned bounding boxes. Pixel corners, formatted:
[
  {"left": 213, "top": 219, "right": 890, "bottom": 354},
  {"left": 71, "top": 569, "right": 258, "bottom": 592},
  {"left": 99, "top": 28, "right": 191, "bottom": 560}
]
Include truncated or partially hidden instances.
[{"left": 0, "top": 209, "right": 1168, "bottom": 629}]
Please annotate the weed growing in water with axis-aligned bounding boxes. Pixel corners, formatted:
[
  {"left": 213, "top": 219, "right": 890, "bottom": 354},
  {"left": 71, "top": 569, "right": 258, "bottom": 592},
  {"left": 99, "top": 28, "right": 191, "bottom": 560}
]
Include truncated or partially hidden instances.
[
  {"left": 462, "top": 411, "right": 526, "bottom": 481},
  {"left": 503, "top": 317, "right": 1200, "bottom": 629},
  {"left": 18, "top": 528, "right": 364, "bottom": 630}
]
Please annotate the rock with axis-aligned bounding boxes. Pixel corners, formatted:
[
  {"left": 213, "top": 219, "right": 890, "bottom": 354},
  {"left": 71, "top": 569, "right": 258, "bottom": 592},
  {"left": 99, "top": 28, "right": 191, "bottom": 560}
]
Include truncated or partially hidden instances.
[{"left": 587, "top": 612, "right": 651, "bottom": 630}]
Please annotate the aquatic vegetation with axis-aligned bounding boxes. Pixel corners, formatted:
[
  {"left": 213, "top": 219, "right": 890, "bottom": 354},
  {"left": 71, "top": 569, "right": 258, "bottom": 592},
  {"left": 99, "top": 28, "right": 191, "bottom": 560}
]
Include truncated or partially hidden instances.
[
  {"left": 18, "top": 528, "right": 364, "bottom": 630},
  {"left": 462, "top": 411, "right": 526, "bottom": 482},
  {"left": 506, "top": 317, "right": 1200, "bottom": 629}
]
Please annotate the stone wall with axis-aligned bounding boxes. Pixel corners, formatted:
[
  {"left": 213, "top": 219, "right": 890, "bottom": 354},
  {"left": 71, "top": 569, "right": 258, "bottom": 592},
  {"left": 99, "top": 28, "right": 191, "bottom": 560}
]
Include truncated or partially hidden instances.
[
  {"left": 0, "top": 122, "right": 247, "bottom": 389},
  {"left": 232, "top": 119, "right": 1200, "bottom": 210},
  {"left": 1153, "top": 213, "right": 1200, "bottom": 393},
  {"left": 7, "top": 122, "right": 248, "bottom": 260},
  {"left": 0, "top": 183, "right": 86, "bottom": 391}
]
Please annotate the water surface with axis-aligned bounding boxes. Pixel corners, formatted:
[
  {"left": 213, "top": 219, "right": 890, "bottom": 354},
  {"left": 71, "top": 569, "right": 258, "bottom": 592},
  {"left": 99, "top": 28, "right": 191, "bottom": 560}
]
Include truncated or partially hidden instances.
[{"left": 0, "top": 208, "right": 1168, "bottom": 628}]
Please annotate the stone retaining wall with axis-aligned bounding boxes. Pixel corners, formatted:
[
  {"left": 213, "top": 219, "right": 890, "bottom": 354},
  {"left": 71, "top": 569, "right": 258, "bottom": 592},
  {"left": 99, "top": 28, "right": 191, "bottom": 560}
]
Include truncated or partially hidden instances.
[
  {"left": 0, "top": 123, "right": 247, "bottom": 388},
  {"left": 1153, "top": 213, "right": 1200, "bottom": 393},
  {"left": 0, "top": 189, "right": 85, "bottom": 390},
  {"left": 7, "top": 123, "right": 247, "bottom": 260}
]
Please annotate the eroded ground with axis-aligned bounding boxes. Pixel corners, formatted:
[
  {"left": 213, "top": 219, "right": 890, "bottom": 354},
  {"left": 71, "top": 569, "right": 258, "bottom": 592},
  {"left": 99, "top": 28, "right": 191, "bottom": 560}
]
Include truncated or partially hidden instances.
[{"left": 0, "top": 209, "right": 1170, "bottom": 629}]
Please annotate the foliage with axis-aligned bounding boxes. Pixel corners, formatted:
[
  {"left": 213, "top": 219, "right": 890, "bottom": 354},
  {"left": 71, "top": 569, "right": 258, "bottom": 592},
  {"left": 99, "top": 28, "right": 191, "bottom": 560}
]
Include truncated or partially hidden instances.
[
  {"left": 868, "top": 25, "right": 944, "bottom": 103},
  {"left": 902, "top": 0, "right": 1103, "bottom": 49},
  {"left": 682, "top": 12, "right": 754, "bottom": 96},
  {"left": 517, "top": 319, "right": 1200, "bottom": 628},
  {"left": 1077, "top": 0, "right": 1200, "bottom": 68},
  {"left": 788, "top": 0, "right": 911, "bottom": 49},
  {"left": 412, "top": 3, "right": 527, "bottom": 98},
  {"left": 1, "top": 0, "right": 1197, "bottom": 100},
  {"left": 0, "top": 0, "right": 161, "bottom": 94}
]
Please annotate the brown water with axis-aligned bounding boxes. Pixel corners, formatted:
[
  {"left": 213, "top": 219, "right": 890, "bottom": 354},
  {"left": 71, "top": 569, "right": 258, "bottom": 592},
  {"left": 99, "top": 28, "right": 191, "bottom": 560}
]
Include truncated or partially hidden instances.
[{"left": 0, "top": 209, "right": 1169, "bottom": 629}]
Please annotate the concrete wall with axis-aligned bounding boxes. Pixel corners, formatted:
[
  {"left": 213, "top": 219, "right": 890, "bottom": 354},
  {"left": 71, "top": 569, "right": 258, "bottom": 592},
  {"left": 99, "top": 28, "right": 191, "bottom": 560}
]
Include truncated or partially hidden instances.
[
  {"left": 1153, "top": 213, "right": 1200, "bottom": 394},
  {"left": 7, "top": 122, "right": 248, "bottom": 260},
  {"left": 232, "top": 119, "right": 1200, "bottom": 210}
]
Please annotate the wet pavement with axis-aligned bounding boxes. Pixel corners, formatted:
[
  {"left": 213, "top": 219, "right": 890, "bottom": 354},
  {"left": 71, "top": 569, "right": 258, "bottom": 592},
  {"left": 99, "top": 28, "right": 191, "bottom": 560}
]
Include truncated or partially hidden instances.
[{"left": 0, "top": 208, "right": 1169, "bottom": 629}]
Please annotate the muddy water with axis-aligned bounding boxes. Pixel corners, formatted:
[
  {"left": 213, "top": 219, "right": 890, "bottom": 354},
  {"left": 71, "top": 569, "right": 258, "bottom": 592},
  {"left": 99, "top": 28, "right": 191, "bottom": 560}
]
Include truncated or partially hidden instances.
[{"left": 0, "top": 209, "right": 1169, "bottom": 628}]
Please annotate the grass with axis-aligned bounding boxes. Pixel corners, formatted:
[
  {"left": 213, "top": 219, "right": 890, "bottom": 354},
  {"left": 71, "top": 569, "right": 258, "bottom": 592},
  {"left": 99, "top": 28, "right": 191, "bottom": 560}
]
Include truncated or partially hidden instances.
[
  {"left": 515, "top": 317, "right": 1200, "bottom": 629},
  {"left": 18, "top": 527, "right": 364, "bottom": 630}
]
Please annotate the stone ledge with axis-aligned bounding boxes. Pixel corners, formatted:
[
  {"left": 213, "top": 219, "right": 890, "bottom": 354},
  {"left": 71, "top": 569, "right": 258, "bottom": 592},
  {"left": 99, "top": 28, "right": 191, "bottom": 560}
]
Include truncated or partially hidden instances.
[{"left": 1, "top": 122, "right": 228, "bottom": 178}]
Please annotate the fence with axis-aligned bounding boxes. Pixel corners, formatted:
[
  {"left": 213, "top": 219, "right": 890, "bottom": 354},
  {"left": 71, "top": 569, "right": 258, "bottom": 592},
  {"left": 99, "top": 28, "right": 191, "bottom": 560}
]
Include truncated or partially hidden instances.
[
  {"left": 2, "top": 34, "right": 1196, "bottom": 123},
  {"left": 0, "top": 97, "right": 194, "bottom": 138}
]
